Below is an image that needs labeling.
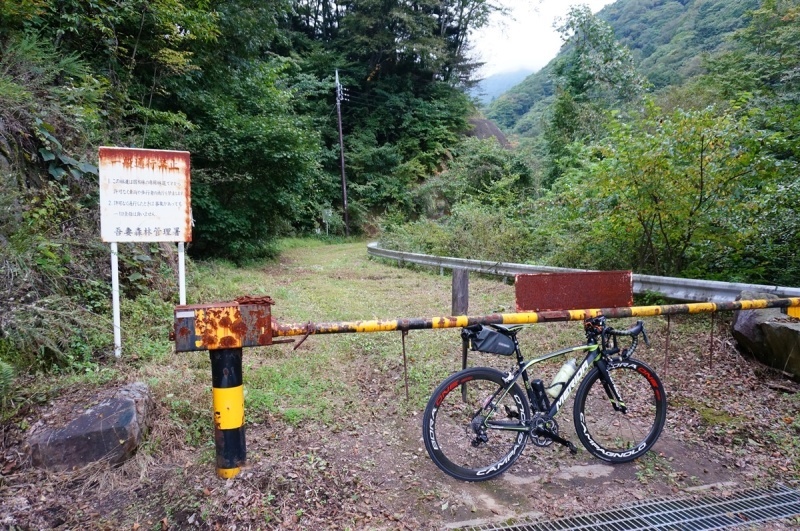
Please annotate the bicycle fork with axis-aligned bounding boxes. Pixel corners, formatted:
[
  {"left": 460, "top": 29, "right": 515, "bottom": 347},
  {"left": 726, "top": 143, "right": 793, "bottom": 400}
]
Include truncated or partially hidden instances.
[{"left": 596, "top": 359, "right": 627, "bottom": 413}]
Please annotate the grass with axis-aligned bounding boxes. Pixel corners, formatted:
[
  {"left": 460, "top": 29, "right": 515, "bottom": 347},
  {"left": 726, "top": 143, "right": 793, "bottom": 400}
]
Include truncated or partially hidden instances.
[
  {"left": 5, "top": 241, "right": 747, "bottom": 447},
  {"left": 636, "top": 452, "right": 675, "bottom": 485},
  {"left": 179, "top": 239, "right": 592, "bottom": 442},
  {"left": 211, "top": 241, "right": 648, "bottom": 426}
]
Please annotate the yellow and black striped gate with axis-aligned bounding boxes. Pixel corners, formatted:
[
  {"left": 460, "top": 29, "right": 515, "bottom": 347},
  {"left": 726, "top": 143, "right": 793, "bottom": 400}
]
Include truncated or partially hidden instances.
[{"left": 171, "top": 295, "right": 800, "bottom": 479}]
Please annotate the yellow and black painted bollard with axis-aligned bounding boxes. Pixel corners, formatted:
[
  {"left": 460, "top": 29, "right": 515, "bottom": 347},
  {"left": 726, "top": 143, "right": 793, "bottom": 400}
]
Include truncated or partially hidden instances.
[
  {"left": 172, "top": 297, "right": 275, "bottom": 479},
  {"left": 211, "top": 348, "right": 245, "bottom": 478}
]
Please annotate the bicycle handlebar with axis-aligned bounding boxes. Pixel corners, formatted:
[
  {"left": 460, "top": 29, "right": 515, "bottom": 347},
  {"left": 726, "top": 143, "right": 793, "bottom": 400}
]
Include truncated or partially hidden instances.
[
  {"left": 602, "top": 321, "right": 650, "bottom": 359},
  {"left": 609, "top": 320, "right": 645, "bottom": 340}
]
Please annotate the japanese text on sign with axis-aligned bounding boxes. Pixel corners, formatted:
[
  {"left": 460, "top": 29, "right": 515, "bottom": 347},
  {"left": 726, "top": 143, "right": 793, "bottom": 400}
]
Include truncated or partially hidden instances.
[{"left": 99, "top": 147, "right": 192, "bottom": 242}]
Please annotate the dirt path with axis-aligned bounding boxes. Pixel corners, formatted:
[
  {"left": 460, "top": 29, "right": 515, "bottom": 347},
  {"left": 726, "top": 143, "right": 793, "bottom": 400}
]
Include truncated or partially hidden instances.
[{"left": 1, "top": 242, "right": 798, "bottom": 530}]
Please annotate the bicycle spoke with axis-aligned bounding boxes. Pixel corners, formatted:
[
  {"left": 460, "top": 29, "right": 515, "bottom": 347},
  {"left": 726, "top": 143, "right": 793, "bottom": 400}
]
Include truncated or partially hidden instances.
[
  {"left": 423, "top": 368, "right": 529, "bottom": 481},
  {"left": 574, "top": 360, "right": 666, "bottom": 463}
]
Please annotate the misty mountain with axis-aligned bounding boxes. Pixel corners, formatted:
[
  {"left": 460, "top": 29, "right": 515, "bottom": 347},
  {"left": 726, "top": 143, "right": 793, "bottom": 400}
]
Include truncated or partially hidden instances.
[{"left": 470, "top": 69, "right": 534, "bottom": 105}]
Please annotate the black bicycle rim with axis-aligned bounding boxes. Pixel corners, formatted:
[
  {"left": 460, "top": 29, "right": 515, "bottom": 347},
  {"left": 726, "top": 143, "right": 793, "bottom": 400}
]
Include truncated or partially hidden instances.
[
  {"left": 422, "top": 367, "right": 530, "bottom": 481},
  {"left": 573, "top": 359, "right": 667, "bottom": 463}
]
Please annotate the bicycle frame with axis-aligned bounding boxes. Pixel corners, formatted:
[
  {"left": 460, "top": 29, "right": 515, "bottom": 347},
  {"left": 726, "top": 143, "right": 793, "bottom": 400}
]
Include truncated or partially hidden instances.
[{"left": 483, "top": 342, "right": 602, "bottom": 433}]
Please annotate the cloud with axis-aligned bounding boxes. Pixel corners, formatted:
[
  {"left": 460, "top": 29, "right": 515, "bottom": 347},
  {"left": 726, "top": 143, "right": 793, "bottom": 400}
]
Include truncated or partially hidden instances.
[{"left": 471, "top": 1, "right": 615, "bottom": 77}]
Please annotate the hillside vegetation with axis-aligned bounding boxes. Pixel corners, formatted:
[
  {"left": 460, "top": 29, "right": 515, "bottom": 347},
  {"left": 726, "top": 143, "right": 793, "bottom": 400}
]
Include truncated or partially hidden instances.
[
  {"left": 471, "top": 68, "right": 534, "bottom": 105},
  {"left": 384, "top": 0, "right": 799, "bottom": 286},
  {"left": 0, "top": 0, "right": 501, "bottom": 378},
  {"left": 485, "top": 0, "right": 759, "bottom": 133}
]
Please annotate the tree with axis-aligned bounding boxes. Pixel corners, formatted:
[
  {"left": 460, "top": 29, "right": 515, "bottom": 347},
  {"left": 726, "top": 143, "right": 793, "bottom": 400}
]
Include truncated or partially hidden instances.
[
  {"left": 148, "top": 0, "right": 324, "bottom": 259},
  {"left": 25, "top": 0, "right": 219, "bottom": 141},
  {"left": 285, "top": 0, "right": 500, "bottom": 224},
  {"left": 557, "top": 102, "right": 770, "bottom": 277},
  {"left": 543, "top": 5, "right": 645, "bottom": 187},
  {"left": 701, "top": 0, "right": 800, "bottom": 284}
]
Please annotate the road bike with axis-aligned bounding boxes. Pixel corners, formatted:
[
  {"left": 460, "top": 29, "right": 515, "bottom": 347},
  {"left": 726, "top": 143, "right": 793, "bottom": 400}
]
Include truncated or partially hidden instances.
[{"left": 422, "top": 316, "right": 667, "bottom": 481}]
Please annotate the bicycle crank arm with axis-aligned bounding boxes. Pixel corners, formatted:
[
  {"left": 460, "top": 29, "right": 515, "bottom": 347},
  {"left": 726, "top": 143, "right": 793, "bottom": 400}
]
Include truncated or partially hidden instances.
[
  {"left": 534, "top": 427, "right": 578, "bottom": 454},
  {"left": 485, "top": 421, "right": 530, "bottom": 432}
]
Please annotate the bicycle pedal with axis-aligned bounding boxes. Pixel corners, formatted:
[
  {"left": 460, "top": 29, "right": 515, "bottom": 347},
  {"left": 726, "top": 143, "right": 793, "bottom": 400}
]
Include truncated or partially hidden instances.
[{"left": 567, "top": 442, "right": 578, "bottom": 454}]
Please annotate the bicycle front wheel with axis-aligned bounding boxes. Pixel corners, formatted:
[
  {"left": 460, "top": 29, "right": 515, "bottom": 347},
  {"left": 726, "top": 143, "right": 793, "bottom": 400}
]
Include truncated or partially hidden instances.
[
  {"left": 422, "top": 367, "right": 530, "bottom": 481},
  {"left": 573, "top": 358, "right": 667, "bottom": 463}
]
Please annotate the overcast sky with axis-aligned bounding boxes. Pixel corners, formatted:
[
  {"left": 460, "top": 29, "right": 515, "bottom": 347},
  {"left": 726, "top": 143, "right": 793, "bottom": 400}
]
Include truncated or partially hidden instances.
[{"left": 471, "top": 0, "right": 616, "bottom": 77}]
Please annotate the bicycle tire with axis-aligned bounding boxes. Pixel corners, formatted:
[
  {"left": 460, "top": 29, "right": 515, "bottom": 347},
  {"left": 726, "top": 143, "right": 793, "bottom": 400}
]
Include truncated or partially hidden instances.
[
  {"left": 422, "top": 367, "right": 530, "bottom": 481},
  {"left": 573, "top": 358, "right": 666, "bottom": 463}
]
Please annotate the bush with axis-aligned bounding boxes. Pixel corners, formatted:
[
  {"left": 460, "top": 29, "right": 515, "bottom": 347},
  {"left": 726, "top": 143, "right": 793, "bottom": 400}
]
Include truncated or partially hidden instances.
[
  {"left": 379, "top": 202, "right": 535, "bottom": 263},
  {"left": 0, "top": 358, "right": 14, "bottom": 404}
]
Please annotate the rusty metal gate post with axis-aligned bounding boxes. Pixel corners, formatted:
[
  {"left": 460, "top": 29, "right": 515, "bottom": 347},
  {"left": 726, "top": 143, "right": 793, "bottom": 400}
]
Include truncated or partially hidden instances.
[{"left": 172, "top": 297, "right": 275, "bottom": 479}]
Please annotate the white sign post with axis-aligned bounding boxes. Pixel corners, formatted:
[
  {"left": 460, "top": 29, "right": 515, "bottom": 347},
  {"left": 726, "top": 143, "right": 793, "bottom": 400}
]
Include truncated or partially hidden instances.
[{"left": 99, "top": 147, "right": 192, "bottom": 358}]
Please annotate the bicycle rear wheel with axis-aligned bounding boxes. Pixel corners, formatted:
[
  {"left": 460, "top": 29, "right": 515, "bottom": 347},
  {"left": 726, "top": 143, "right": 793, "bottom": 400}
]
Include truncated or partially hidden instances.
[
  {"left": 573, "top": 358, "right": 666, "bottom": 463},
  {"left": 422, "top": 367, "right": 530, "bottom": 481}
]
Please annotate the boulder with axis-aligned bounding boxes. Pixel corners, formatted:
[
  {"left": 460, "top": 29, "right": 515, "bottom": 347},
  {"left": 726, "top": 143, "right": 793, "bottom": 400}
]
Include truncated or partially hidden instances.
[
  {"left": 761, "top": 320, "right": 800, "bottom": 377},
  {"left": 28, "top": 382, "right": 153, "bottom": 471},
  {"left": 732, "top": 291, "right": 800, "bottom": 379}
]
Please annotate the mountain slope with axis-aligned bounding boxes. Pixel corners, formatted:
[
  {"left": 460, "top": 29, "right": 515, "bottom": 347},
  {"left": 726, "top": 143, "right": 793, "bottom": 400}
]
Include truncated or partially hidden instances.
[
  {"left": 485, "top": 0, "right": 759, "bottom": 135},
  {"left": 471, "top": 69, "right": 534, "bottom": 105}
]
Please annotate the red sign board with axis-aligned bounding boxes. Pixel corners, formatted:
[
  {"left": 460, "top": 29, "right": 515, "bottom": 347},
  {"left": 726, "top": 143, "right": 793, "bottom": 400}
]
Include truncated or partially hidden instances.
[{"left": 515, "top": 271, "right": 633, "bottom": 312}]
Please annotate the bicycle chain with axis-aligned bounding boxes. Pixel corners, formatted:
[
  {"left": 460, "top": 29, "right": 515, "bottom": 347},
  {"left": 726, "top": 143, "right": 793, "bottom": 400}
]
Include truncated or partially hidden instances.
[{"left": 530, "top": 414, "right": 558, "bottom": 447}]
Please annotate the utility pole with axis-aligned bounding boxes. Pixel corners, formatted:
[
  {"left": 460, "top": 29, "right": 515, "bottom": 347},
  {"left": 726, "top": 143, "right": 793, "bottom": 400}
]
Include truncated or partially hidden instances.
[{"left": 335, "top": 70, "right": 350, "bottom": 237}]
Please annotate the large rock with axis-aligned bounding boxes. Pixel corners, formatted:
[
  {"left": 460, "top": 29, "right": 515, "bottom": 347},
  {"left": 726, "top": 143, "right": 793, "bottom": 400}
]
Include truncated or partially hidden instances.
[
  {"left": 761, "top": 320, "right": 800, "bottom": 377},
  {"left": 732, "top": 291, "right": 800, "bottom": 378},
  {"left": 28, "top": 382, "right": 153, "bottom": 471}
]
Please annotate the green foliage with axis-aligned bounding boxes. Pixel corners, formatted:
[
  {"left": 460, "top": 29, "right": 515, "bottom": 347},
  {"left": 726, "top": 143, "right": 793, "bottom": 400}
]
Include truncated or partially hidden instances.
[
  {"left": 180, "top": 61, "right": 321, "bottom": 261},
  {"left": 413, "top": 136, "right": 534, "bottom": 216},
  {"left": 542, "top": 6, "right": 646, "bottom": 186},
  {"left": 0, "top": 34, "right": 103, "bottom": 184},
  {"left": 0, "top": 295, "right": 110, "bottom": 373},
  {"left": 4, "top": 0, "right": 797, "bottom": 383},
  {"left": 0, "top": 0, "right": 504, "bottom": 374},
  {"left": 0, "top": 359, "right": 14, "bottom": 403},
  {"left": 247, "top": 358, "right": 341, "bottom": 425},
  {"left": 380, "top": 202, "right": 535, "bottom": 264},
  {"left": 606, "top": 0, "right": 758, "bottom": 87},
  {"left": 390, "top": 0, "right": 800, "bottom": 288},
  {"left": 553, "top": 5, "right": 646, "bottom": 102},
  {"left": 341, "top": 79, "right": 472, "bottom": 219},
  {"left": 165, "top": 394, "right": 212, "bottom": 447},
  {"left": 34, "top": 118, "right": 98, "bottom": 181},
  {"left": 490, "top": 0, "right": 758, "bottom": 135},
  {"left": 528, "top": 99, "right": 790, "bottom": 283},
  {"left": 120, "top": 292, "right": 174, "bottom": 362},
  {"left": 379, "top": 135, "right": 537, "bottom": 261},
  {"left": 485, "top": 66, "right": 554, "bottom": 130}
]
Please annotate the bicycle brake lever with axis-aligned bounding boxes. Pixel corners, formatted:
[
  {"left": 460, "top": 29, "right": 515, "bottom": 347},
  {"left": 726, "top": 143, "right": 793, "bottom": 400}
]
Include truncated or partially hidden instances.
[{"left": 641, "top": 326, "right": 650, "bottom": 347}]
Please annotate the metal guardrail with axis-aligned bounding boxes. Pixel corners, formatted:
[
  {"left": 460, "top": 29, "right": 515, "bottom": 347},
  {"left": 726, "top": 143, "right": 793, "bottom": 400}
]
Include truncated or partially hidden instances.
[{"left": 366, "top": 243, "right": 800, "bottom": 303}]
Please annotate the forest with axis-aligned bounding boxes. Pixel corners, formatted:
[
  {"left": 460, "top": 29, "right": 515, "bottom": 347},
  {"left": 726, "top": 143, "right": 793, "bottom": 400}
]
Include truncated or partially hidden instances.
[{"left": 0, "top": 0, "right": 799, "bottom": 378}]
